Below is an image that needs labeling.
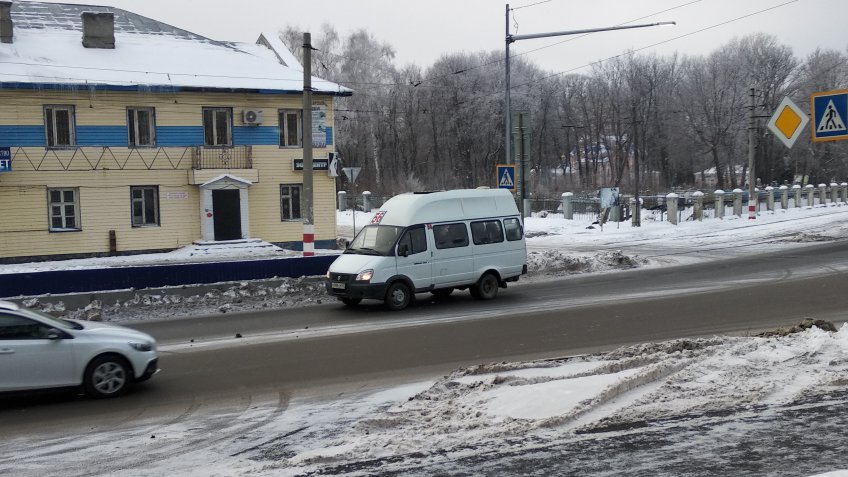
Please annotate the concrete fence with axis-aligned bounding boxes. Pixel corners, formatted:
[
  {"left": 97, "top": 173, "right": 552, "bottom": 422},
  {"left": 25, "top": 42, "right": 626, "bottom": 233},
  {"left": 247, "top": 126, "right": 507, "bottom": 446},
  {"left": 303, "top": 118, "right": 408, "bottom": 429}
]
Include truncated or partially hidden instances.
[{"left": 554, "top": 183, "right": 848, "bottom": 223}]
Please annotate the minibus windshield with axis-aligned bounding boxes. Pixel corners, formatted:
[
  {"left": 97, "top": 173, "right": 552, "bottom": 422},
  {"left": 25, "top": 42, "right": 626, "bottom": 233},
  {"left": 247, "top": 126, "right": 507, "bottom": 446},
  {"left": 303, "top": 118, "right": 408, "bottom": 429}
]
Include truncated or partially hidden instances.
[{"left": 346, "top": 225, "right": 403, "bottom": 256}]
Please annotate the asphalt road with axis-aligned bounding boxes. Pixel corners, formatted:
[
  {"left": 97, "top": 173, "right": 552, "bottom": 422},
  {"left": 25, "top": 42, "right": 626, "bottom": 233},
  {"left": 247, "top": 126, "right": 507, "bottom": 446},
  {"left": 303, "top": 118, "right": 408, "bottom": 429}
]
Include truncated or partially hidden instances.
[{"left": 2, "top": 240, "right": 847, "bottom": 436}]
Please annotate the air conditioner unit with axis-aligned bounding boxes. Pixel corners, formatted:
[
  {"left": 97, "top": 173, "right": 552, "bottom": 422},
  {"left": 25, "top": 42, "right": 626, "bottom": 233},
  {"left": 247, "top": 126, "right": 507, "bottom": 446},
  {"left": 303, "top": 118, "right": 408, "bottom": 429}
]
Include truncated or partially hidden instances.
[{"left": 242, "top": 109, "right": 264, "bottom": 125}]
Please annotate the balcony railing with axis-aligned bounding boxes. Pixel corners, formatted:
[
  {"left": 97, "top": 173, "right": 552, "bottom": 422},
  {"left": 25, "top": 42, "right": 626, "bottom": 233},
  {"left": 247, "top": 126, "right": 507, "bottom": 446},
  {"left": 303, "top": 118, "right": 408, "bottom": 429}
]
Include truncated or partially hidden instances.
[{"left": 191, "top": 145, "right": 253, "bottom": 170}]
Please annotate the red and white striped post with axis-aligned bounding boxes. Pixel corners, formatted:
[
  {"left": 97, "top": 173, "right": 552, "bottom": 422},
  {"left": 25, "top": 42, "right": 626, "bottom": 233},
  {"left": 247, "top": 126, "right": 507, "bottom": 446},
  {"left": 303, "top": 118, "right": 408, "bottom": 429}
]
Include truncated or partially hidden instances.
[{"left": 303, "top": 223, "right": 315, "bottom": 257}]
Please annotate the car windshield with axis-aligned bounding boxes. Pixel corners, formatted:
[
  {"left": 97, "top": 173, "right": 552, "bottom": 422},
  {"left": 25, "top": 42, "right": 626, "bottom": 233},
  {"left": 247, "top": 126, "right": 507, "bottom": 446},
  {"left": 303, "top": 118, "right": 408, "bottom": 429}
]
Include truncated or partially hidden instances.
[
  {"left": 345, "top": 225, "right": 403, "bottom": 256},
  {"left": 21, "top": 307, "right": 83, "bottom": 330}
]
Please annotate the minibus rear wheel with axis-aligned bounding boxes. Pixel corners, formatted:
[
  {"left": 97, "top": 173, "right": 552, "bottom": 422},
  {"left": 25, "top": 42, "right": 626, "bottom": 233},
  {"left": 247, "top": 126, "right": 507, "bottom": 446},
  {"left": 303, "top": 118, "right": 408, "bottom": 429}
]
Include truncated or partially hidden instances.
[{"left": 471, "top": 272, "right": 499, "bottom": 300}]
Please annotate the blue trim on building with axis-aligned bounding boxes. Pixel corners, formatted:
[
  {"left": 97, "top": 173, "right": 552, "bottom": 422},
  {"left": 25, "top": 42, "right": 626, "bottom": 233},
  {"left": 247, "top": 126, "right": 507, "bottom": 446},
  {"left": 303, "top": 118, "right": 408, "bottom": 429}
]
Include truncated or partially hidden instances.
[
  {"left": 1, "top": 126, "right": 333, "bottom": 148},
  {"left": 0, "top": 125, "right": 46, "bottom": 146},
  {"left": 77, "top": 126, "right": 127, "bottom": 146},
  {"left": 233, "top": 126, "right": 279, "bottom": 146},
  {"left": 0, "top": 255, "right": 337, "bottom": 297},
  {"left": 156, "top": 126, "right": 204, "bottom": 147}
]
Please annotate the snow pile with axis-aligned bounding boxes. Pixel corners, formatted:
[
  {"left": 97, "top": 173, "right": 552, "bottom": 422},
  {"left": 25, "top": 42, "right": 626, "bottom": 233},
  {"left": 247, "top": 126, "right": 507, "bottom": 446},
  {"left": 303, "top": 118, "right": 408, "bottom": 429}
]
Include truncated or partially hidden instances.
[{"left": 259, "top": 323, "right": 848, "bottom": 475}]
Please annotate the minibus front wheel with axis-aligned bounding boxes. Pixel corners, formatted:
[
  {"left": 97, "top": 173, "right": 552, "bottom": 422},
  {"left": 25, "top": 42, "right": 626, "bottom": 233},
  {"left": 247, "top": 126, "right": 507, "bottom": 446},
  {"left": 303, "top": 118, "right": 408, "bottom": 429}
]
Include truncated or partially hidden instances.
[{"left": 385, "top": 281, "right": 412, "bottom": 310}]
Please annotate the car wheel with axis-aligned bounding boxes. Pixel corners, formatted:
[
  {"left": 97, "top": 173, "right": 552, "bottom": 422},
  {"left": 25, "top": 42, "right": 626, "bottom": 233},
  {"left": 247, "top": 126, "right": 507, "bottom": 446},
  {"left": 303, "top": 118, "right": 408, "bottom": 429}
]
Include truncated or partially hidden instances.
[
  {"left": 84, "top": 354, "right": 131, "bottom": 399},
  {"left": 430, "top": 288, "right": 454, "bottom": 298},
  {"left": 340, "top": 297, "right": 362, "bottom": 306},
  {"left": 385, "top": 282, "right": 412, "bottom": 310},
  {"left": 472, "top": 273, "right": 499, "bottom": 300}
]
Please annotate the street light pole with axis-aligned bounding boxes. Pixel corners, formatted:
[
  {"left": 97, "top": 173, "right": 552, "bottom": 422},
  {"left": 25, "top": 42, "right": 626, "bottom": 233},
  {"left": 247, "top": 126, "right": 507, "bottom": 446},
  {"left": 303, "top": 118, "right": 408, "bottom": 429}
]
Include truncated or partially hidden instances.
[{"left": 504, "top": 7, "right": 674, "bottom": 219}]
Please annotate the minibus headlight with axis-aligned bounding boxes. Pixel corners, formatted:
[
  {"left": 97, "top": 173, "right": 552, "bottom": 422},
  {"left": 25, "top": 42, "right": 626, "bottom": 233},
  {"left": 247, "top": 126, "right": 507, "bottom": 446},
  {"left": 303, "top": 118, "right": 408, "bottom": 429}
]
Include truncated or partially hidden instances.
[{"left": 355, "top": 269, "right": 374, "bottom": 282}]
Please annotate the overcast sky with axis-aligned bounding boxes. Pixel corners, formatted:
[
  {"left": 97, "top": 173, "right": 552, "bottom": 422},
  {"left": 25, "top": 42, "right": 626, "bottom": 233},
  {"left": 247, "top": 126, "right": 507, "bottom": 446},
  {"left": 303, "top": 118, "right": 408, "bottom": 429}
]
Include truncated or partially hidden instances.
[{"left": 36, "top": 0, "right": 848, "bottom": 73}]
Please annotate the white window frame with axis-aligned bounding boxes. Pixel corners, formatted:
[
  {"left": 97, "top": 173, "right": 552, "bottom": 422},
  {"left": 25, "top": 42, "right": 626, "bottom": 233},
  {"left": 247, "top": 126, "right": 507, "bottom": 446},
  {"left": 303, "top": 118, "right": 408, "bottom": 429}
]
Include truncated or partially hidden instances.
[
  {"left": 44, "top": 105, "right": 76, "bottom": 148},
  {"left": 127, "top": 107, "right": 157, "bottom": 147},
  {"left": 280, "top": 184, "right": 302, "bottom": 221},
  {"left": 202, "top": 107, "right": 233, "bottom": 146},
  {"left": 279, "top": 109, "right": 302, "bottom": 147},
  {"left": 131, "top": 186, "right": 160, "bottom": 227},
  {"left": 48, "top": 188, "right": 80, "bottom": 231}
]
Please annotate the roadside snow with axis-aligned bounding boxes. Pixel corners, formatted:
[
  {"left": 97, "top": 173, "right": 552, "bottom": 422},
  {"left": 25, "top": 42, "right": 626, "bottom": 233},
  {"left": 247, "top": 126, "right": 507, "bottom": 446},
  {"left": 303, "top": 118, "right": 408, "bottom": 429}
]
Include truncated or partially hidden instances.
[{"left": 2, "top": 205, "right": 848, "bottom": 476}]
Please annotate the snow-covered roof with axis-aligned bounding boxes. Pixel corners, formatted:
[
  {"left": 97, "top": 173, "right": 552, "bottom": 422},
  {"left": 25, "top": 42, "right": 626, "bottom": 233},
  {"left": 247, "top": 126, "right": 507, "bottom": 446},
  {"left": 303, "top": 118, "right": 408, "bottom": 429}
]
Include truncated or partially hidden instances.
[{"left": 0, "top": 1, "right": 352, "bottom": 95}]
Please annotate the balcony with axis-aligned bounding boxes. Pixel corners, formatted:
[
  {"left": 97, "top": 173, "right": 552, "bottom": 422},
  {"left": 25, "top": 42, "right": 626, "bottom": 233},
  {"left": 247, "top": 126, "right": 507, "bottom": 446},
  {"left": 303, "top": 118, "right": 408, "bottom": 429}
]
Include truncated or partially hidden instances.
[
  {"left": 189, "top": 145, "right": 257, "bottom": 185},
  {"left": 191, "top": 145, "right": 253, "bottom": 170}
]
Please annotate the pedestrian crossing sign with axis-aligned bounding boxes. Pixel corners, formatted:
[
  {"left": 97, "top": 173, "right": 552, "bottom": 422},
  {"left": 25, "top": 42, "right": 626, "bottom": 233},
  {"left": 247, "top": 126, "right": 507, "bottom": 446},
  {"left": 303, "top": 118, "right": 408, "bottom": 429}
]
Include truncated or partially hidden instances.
[
  {"left": 811, "top": 89, "right": 848, "bottom": 142},
  {"left": 497, "top": 164, "right": 516, "bottom": 191}
]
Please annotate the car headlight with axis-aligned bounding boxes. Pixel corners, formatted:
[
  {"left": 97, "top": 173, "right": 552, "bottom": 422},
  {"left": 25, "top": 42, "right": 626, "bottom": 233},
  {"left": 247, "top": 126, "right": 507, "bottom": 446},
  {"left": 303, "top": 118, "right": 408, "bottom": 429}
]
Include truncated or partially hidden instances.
[
  {"left": 355, "top": 269, "right": 374, "bottom": 282},
  {"left": 129, "top": 341, "right": 155, "bottom": 352}
]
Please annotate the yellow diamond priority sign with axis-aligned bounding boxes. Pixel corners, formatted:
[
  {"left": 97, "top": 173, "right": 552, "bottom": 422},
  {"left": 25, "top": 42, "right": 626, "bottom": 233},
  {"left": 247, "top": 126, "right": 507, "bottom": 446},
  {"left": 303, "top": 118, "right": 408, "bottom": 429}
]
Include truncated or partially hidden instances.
[{"left": 767, "top": 96, "right": 809, "bottom": 149}]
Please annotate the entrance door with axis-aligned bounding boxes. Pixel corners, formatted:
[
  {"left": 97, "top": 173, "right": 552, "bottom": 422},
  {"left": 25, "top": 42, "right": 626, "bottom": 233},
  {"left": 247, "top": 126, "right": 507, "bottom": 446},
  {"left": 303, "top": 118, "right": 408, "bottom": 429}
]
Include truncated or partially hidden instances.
[{"left": 212, "top": 189, "right": 241, "bottom": 241}]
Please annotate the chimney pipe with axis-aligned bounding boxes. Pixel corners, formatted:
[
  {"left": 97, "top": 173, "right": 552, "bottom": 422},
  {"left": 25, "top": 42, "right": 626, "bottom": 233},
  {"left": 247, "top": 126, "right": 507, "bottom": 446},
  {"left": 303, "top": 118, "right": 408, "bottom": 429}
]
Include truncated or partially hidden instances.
[
  {"left": 0, "top": 1, "right": 13, "bottom": 44},
  {"left": 81, "top": 11, "right": 114, "bottom": 49}
]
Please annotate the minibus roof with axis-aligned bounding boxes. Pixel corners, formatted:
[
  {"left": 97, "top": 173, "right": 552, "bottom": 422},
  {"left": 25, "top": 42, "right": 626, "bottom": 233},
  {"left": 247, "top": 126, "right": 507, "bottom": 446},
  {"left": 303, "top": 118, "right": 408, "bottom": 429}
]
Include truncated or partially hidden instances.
[{"left": 372, "top": 189, "right": 520, "bottom": 226}]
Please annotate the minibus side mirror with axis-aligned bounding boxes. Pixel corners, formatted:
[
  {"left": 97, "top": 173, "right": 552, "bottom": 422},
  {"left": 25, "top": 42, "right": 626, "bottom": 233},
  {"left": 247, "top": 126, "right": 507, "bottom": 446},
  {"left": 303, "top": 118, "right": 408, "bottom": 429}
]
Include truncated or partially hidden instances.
[{"left": 398, "top": 244, "right": 410, "bottom": 257}]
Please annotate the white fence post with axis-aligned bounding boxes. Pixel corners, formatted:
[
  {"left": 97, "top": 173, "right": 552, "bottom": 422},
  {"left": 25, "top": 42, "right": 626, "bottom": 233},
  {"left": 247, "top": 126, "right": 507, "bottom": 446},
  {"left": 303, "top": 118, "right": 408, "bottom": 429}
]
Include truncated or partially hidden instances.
[
  {"left": 842, "top": 182, "right": 848, "bottom": 203},
  {"left": 831, "top": 183, "right": 839, "bottom": 205},
  {"left": 733, "top": 189, "right": 743, "bottom": 216},
  {"left": 779, "top": 185, "right": 789, "bottom": 210},
  {"left": 667, "top": 193, "right": 679, "bottom": 225},
  {"left": 806, "top": 184, "right": 815, "bottom": 208},
  {"left": 561, "top": 192, "right": 574, "bottom": 220},
  {"left": 793, "top": 184, "right": 802, "bottom": 208},
  {"left": 693, "top": 191, "right": 704, "bottom": 221},
  {"left": 765, "top": 186, "right": 774, "bottom": 211},
  {"left": 337, "top": 191, "right": 347, "bottom": 211},
  {"left": 715, "top": 190, "right": 725, "bottom": 219},
  {"left": 362, "top": 190, "right": 372, "bottom": 212}
]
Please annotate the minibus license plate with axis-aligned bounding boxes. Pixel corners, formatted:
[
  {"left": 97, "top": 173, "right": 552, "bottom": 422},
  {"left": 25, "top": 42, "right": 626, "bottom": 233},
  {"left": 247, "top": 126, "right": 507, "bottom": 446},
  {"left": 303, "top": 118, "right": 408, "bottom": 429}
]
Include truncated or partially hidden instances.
[{"left": 332, "top": 282, "right": 346, "bottom": 290}]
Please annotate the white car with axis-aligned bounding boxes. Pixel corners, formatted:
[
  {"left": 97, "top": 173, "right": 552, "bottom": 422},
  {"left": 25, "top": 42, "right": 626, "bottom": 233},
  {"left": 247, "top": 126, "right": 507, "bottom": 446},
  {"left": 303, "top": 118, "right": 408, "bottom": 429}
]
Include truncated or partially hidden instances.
[{"left": 0, "top": 300, "right": 159, "bottom": 398}]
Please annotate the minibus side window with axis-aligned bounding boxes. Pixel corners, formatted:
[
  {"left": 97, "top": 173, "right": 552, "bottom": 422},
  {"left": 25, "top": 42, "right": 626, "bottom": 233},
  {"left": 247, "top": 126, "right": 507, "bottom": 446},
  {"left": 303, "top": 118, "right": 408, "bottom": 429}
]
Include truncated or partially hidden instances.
[
  {"left": 471, "top": 220, "right": 505, "bottom": 245},
  {"left": 397, "top": 226, "right": 428, "bottom": 256},
  {"left": 503, "top": 218, "right": 523, "bottom": 241},
  {"left": 433, "top": 223, "right": 469, "bottom": 249}
]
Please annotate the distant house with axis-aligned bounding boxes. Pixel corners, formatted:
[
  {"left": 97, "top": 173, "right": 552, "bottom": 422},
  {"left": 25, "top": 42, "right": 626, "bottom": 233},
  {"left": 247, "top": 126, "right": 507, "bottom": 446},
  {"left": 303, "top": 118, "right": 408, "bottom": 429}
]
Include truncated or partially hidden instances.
[{"left": 0, "top": 1, "right": 351, "bottom": 262}]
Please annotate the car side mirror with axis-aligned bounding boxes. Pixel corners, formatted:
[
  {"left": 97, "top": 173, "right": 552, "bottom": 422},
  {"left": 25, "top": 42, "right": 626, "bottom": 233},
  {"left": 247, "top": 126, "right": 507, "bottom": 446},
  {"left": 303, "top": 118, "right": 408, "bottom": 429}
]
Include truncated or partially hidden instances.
[{"left": 46, "top": 328, "right": 63, "bottom": 340}]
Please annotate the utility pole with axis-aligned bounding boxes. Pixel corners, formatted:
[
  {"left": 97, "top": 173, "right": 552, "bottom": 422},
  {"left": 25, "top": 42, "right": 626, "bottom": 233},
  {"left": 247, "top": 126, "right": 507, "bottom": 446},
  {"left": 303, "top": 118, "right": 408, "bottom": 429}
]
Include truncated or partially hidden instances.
[
  {"left": 302, "top": 33, "right": 314, "bottom": 255},
  {"left": 747, "top": 87, "right": 756, "bottom": 220},
  {"left": 632, "top": 104, "right": 641, "bottom": 227},
  {"left": 503, "top": 7, "right": 674, "bottom": 214}
]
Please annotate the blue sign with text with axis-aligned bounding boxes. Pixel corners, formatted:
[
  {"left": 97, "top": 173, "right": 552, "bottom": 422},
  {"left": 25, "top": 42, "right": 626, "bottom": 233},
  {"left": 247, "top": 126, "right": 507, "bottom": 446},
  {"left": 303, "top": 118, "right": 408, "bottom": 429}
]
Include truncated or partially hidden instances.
[{"left": 0, "top": 147, "right": 10, "bottom": 172}]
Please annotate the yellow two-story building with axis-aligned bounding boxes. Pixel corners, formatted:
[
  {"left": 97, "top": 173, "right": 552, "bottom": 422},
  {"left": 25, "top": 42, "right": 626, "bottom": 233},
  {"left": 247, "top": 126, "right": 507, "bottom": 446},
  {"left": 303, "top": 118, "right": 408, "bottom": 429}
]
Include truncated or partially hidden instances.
[{"left": 0, "top": 1, "right": 351, "bottom": 263}]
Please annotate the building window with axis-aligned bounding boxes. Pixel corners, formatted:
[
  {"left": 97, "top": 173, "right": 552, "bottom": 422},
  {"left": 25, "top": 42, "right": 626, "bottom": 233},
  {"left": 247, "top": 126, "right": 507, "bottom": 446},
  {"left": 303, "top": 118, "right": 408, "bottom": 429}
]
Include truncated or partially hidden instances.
[
  {"left": 202, "top": 107, "right": 232, "bottom": 146},
  {"left": 44, "top": 105, "right": 76, "bottom": 148},
  {"left": 127, "top": 107, "right": 156, "bottom": 147},
  {"left": 48, "top": 188, "right": 80, "bottom": 231},
  {"left": 280, "top": 184, "right": 302, "bottom": 221},
  {"left": 131, "top": 186, "right": 160, "bottom": 227},
  {"left": 279, "top": 109, "right": 302, "bottom": 147}
]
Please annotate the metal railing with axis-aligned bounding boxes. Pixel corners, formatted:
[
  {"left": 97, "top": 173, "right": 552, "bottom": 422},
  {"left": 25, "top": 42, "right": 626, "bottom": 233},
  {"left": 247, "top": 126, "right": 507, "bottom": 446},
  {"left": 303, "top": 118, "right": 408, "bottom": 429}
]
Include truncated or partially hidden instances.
[{"left": 191, "top": 145, "right": 253, "bottom": 169}]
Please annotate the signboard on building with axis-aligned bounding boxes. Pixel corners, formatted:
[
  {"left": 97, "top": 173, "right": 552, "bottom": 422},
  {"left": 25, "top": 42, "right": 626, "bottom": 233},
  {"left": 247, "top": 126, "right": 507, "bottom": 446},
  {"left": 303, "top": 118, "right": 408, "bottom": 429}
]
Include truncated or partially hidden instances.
[
  {"left": 0, "top": 147, "right": 10, "bottom": 172},
  {"left": 767, "top": 96, "right": 809, "bottom": 148},
  {"left": 811, "top": 89, "right": 848, "bottom": 142},
  {"left": 293, "top": 158, "right": 330, "bottom": 171},
  {"left": 312, "top": 104, "right": 327, "bottom": 148}
]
